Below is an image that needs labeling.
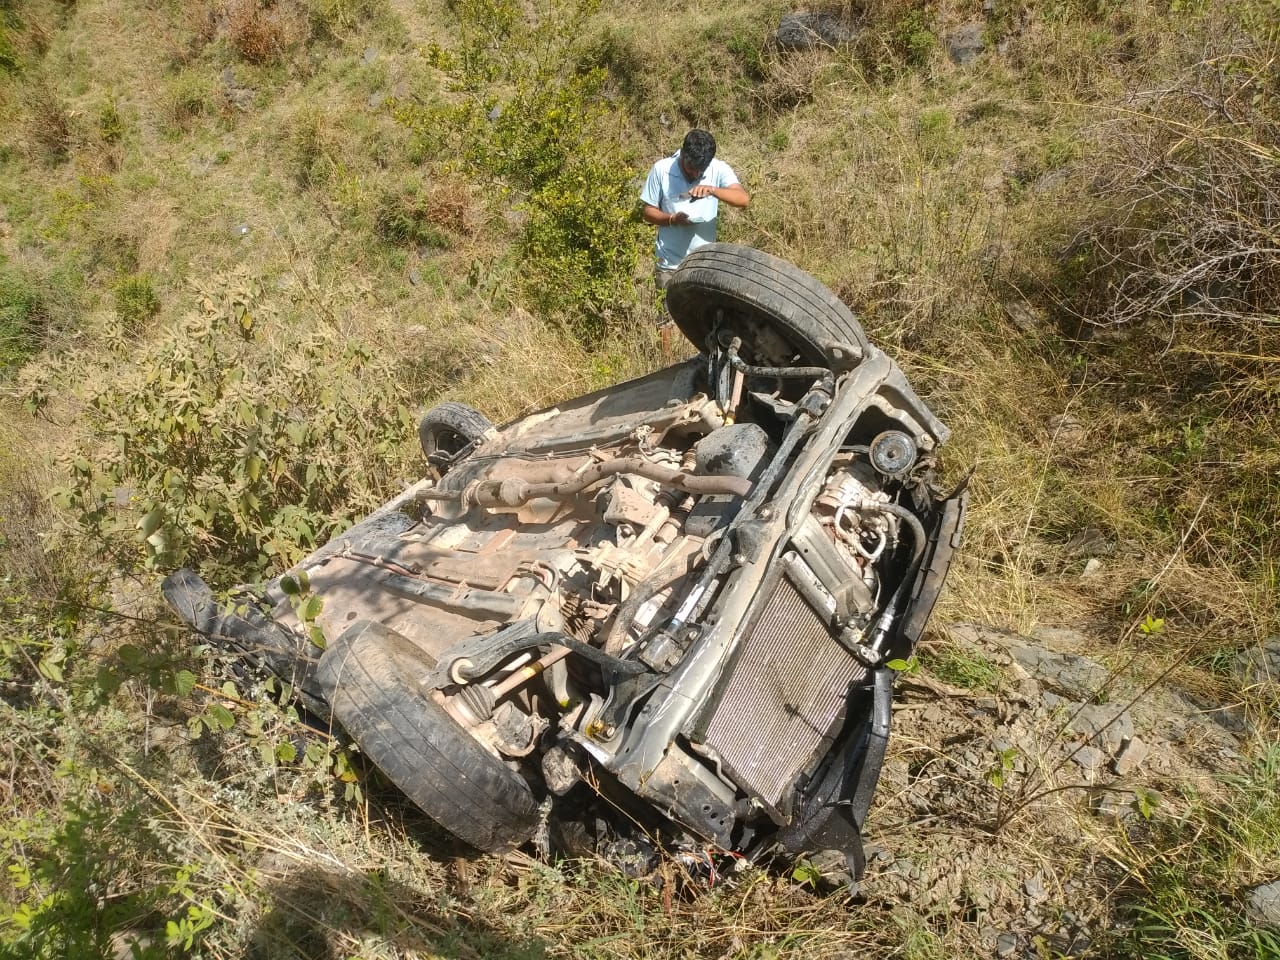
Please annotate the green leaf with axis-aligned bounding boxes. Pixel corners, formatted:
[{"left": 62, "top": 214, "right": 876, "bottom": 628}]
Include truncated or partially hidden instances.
[
  {"left": 299, "top": 594, "right": 323, "bottom": 622},
  {"left": 275, "top": 741, "right": 297, "bottom": 763},
  {"left": 207, "top": 703, "right": 235, "bottom": 731},
  {"left": 37, "top": 656, "right": 64, "bottom": 684},
  {"left": 280, "top": 574, "right": 300, "bottom": 596},
  {"left": 139, "top": 507, "right": 164, "bottom": 537},
  {"left": 96, "top": 666, "right": 122, "bottom": 696},
  {"left": 304, "top": 743, "right": 327, "bottom": 767},
  {"left": 791, "top": 860, "right": 821, "bottom": 888},
  {"left": 220, "top": 680, "right": 238, "bottom": 698},
  {"left": 172, "top": 669, "right": 197, "bottom": 697}
]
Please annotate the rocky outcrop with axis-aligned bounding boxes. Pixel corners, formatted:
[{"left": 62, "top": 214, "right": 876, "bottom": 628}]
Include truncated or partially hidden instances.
[{"left": 860, "top": 621, "right": 1251, "bottom": 952}]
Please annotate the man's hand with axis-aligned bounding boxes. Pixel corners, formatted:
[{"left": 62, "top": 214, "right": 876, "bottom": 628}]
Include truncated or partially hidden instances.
[
  {"left": 669, "top": 211, "right": 692, "bottom": 225},
  {"left": 688, "top": 184, "right": 717, "bottom": 199}
]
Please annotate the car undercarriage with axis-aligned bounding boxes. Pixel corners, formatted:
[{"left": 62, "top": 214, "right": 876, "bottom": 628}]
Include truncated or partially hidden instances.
[{"left": 164, "top": 244, "right": 966, "bottom": 882}]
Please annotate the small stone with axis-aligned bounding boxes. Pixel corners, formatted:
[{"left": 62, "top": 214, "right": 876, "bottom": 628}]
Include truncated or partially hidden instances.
[
  {"left": 408, "top": 268, "right": 422, "bottom": 286},
  {"left": 945, "top": 22, "right": 986, "bottom": 66},
  {"left": 773, "top": 12, "right": 853, "bottom": 51},
  {"left": 1023, "top": 872, "right": 1047, "bottom": 903},
  {"left": 996, "top": 932, "right": 1018, "bottom": 957},
  {"left": 921, "top": 703, "right": 944, "bottom": 723},
  {"left": 1090, "top": 788, "right": 1135, "bottom": 822},
  {"left": 1069, "top": 703, "right": 1135, "bottom": 751},
  {"left": 1063, "top": 527, "right": 1114, "bottom": 557},
  {"left": 1235, "top": 639, "right": 1280, "bottom": 687},
  {"left": 1112, "top": 736, "right": 1149, "bottom": 776},
  {"left": 1071, "top": 745, "right": 1107, "bottom": 774},
  {"left": 1245, "top": 881, "right": 1280, "bottom": 926},
  {"left": 1004, "top": 301, "right": 1045, "bottom": 333},
  {"left": 1081, "top": 558, "right": 1104, "bottom": 579},
  {"left": 362, "top": 45, "right": 377, "bottom": 63},
  {"left": 234, "top": 223, "right": 250, "bottom": 238}
]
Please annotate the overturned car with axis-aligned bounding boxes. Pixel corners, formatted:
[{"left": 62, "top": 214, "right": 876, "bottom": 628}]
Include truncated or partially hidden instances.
[{"left": 164, "top": 244, "right": 966, "bottom": 878}]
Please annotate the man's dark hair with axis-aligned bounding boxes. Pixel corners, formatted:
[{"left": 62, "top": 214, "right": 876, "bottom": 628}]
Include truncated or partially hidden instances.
[{"left": 681, "top": 129, "right": 716, "bottom": 173}]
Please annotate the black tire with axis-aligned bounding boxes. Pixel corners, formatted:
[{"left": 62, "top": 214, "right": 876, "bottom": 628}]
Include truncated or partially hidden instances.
[
  {"left": 664, "top": 243, "right": 870, "bottom": 368},
  {"left": 418, "top": 401, "right": 493, "bottom": 469},
  {"left": 317, "top": 620, "right": 540, "bottom": 853}
]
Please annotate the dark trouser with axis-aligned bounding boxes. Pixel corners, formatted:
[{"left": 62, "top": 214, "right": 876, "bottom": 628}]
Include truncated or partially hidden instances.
[{"left": 654, "top": 265, "right": 677, "bottom": 292}]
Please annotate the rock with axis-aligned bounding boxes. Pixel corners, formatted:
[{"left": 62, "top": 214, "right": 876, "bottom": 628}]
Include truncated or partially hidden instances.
[
  {"left": 1007, "top": 645, "right": 1111, "bottom": 699},
  {"left": 1023, "top": 871, "right": 1047, "bottom": 903},
  {"left": 1033, "top": 168, "right": 1071, "bottom": 193},
  {"left": 1063, "top": 527, "right": 1114, "bottom": 557},
  {"left": 1090, "top": 788, "right": 1135, "bottom": 822},
  {"left": 945, "top": 22, "right": 986, "bottom": 65},
  {"left": 1112, "top": 736, "right": 1149, "bottom": 776},
  {"left": 1245, "top": 881, "right": 1280, "bottom": 926},
  {"left": 1047, "top": 414, "right": 1086, "bottom": 445},
  {"left": 1081, "top": 558, "right": 1104, "bottom": 579},
  {"left": 1067, "top": 703, "right": 1134, "bottom": 751},
  {"left": 996, "top": 932, "right": 1018, "bottom": 957},
  {"left": 1003, "top": 300, "right": 1045, "bottom": 333},
  {"left": 1235, "top": 638, "right": 1280, "bottom": 687},
  {"left": 362, "top": 46, "right": 377, "bottom": 63},
  {"left": 773, "top": 11, "right": 853, "bottom": 51},
  {"left": 1071, "top": 744, "right": 1107, "bottom": 774}
]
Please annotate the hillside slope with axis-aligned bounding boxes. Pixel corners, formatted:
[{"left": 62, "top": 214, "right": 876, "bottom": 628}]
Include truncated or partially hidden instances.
[{"left": 0, "top": 0, "right": 1277, "bottom": 956}]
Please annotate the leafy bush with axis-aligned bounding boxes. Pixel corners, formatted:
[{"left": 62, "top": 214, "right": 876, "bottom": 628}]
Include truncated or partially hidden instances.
[
  {"left": 373, "top": 184, "right": 452, "bottom": 249},
  {"left": 401, "top": 0, "right": 643, "bottom": 330},
  {"left": 97, "top": 96, "right": 124, "bottom": 145},
  {"left": 0, "top": 267, "right": 47, "bottom": 373},
  {"left": 224, "top": 0, "right": 301, "bottom": 65},
  {"left": 306, "top": 0, "right": 384, "bottom": 37},
  {"left": 112, "top": 273, "right": 160, "bottom": 330},
  {"left": 57, "top": 271, "right": 414, "bottom": 584},
  {"left": 25, "top": 80, "right": 73, "bottom": 162}
]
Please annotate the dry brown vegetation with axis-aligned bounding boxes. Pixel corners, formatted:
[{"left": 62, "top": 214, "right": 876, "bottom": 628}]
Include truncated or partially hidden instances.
[{"left": 0, "top": 0, "right": 1277, "bottom": 956}]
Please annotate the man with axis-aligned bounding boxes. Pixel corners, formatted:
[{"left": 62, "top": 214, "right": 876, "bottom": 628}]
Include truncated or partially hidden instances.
[{"left": 640, "top": 129, "right": 751, "bottom": 291}]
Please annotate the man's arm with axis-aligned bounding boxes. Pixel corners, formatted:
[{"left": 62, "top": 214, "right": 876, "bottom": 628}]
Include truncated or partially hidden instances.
[
  {"left": 687, "top": 182, "right": 750, "bottom": 207},
  {"left": 642, "top": 203, "right": 691, "bottom": 227}
]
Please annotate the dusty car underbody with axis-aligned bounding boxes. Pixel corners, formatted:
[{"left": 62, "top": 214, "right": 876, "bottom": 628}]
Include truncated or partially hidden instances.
[{"left": 164, "top": 244, "right": 966, "bottom": 880}]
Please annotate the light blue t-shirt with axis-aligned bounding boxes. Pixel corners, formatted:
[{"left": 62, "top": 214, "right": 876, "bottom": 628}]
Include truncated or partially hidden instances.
[{"left": 640, "top": 153, "right": 741, "bottom": 269}]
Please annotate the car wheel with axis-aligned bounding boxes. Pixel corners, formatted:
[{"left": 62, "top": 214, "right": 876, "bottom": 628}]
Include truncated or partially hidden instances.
[
  {"left": 317, "top": 620, "right": 540, "bottom": 853},
  {"left": 664, "top": 243, "right": 871, "bottom": 368},
  {"left": 418, "top": 401, "right": 493, "bottom": 470}
]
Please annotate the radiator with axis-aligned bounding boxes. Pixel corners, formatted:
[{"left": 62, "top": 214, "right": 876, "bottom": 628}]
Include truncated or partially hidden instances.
[{"left": 695, "top": 574, "right": 868, "bottom": 821}]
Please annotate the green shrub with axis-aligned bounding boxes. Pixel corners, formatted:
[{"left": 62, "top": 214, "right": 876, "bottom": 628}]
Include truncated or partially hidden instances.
[
  {"left": 0, "top": 267, "right": 46, "bottom": 372},
  {"left": 57, "top": 271, "right": 414, "bottom": 585},
  {"left": 373, "top": 185, "right": 452, "bottom": 249},
  {"left": 26, "top": 81, "right": 74, "bottom": 162},
  {"left": 112, "top": 273, "right": 160, "bottom": 329},
  {"left": 891, "top": 8, "right": 936, "bottom": 68},
  {"left": 401, "top": 0, "right": 643, "bottom": 331},
  {"left": 307, "top": 0, "right": 384, "bottom": 37},
  {"left": 97, "top": 96, "right": 124, "bottom": 144}
]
